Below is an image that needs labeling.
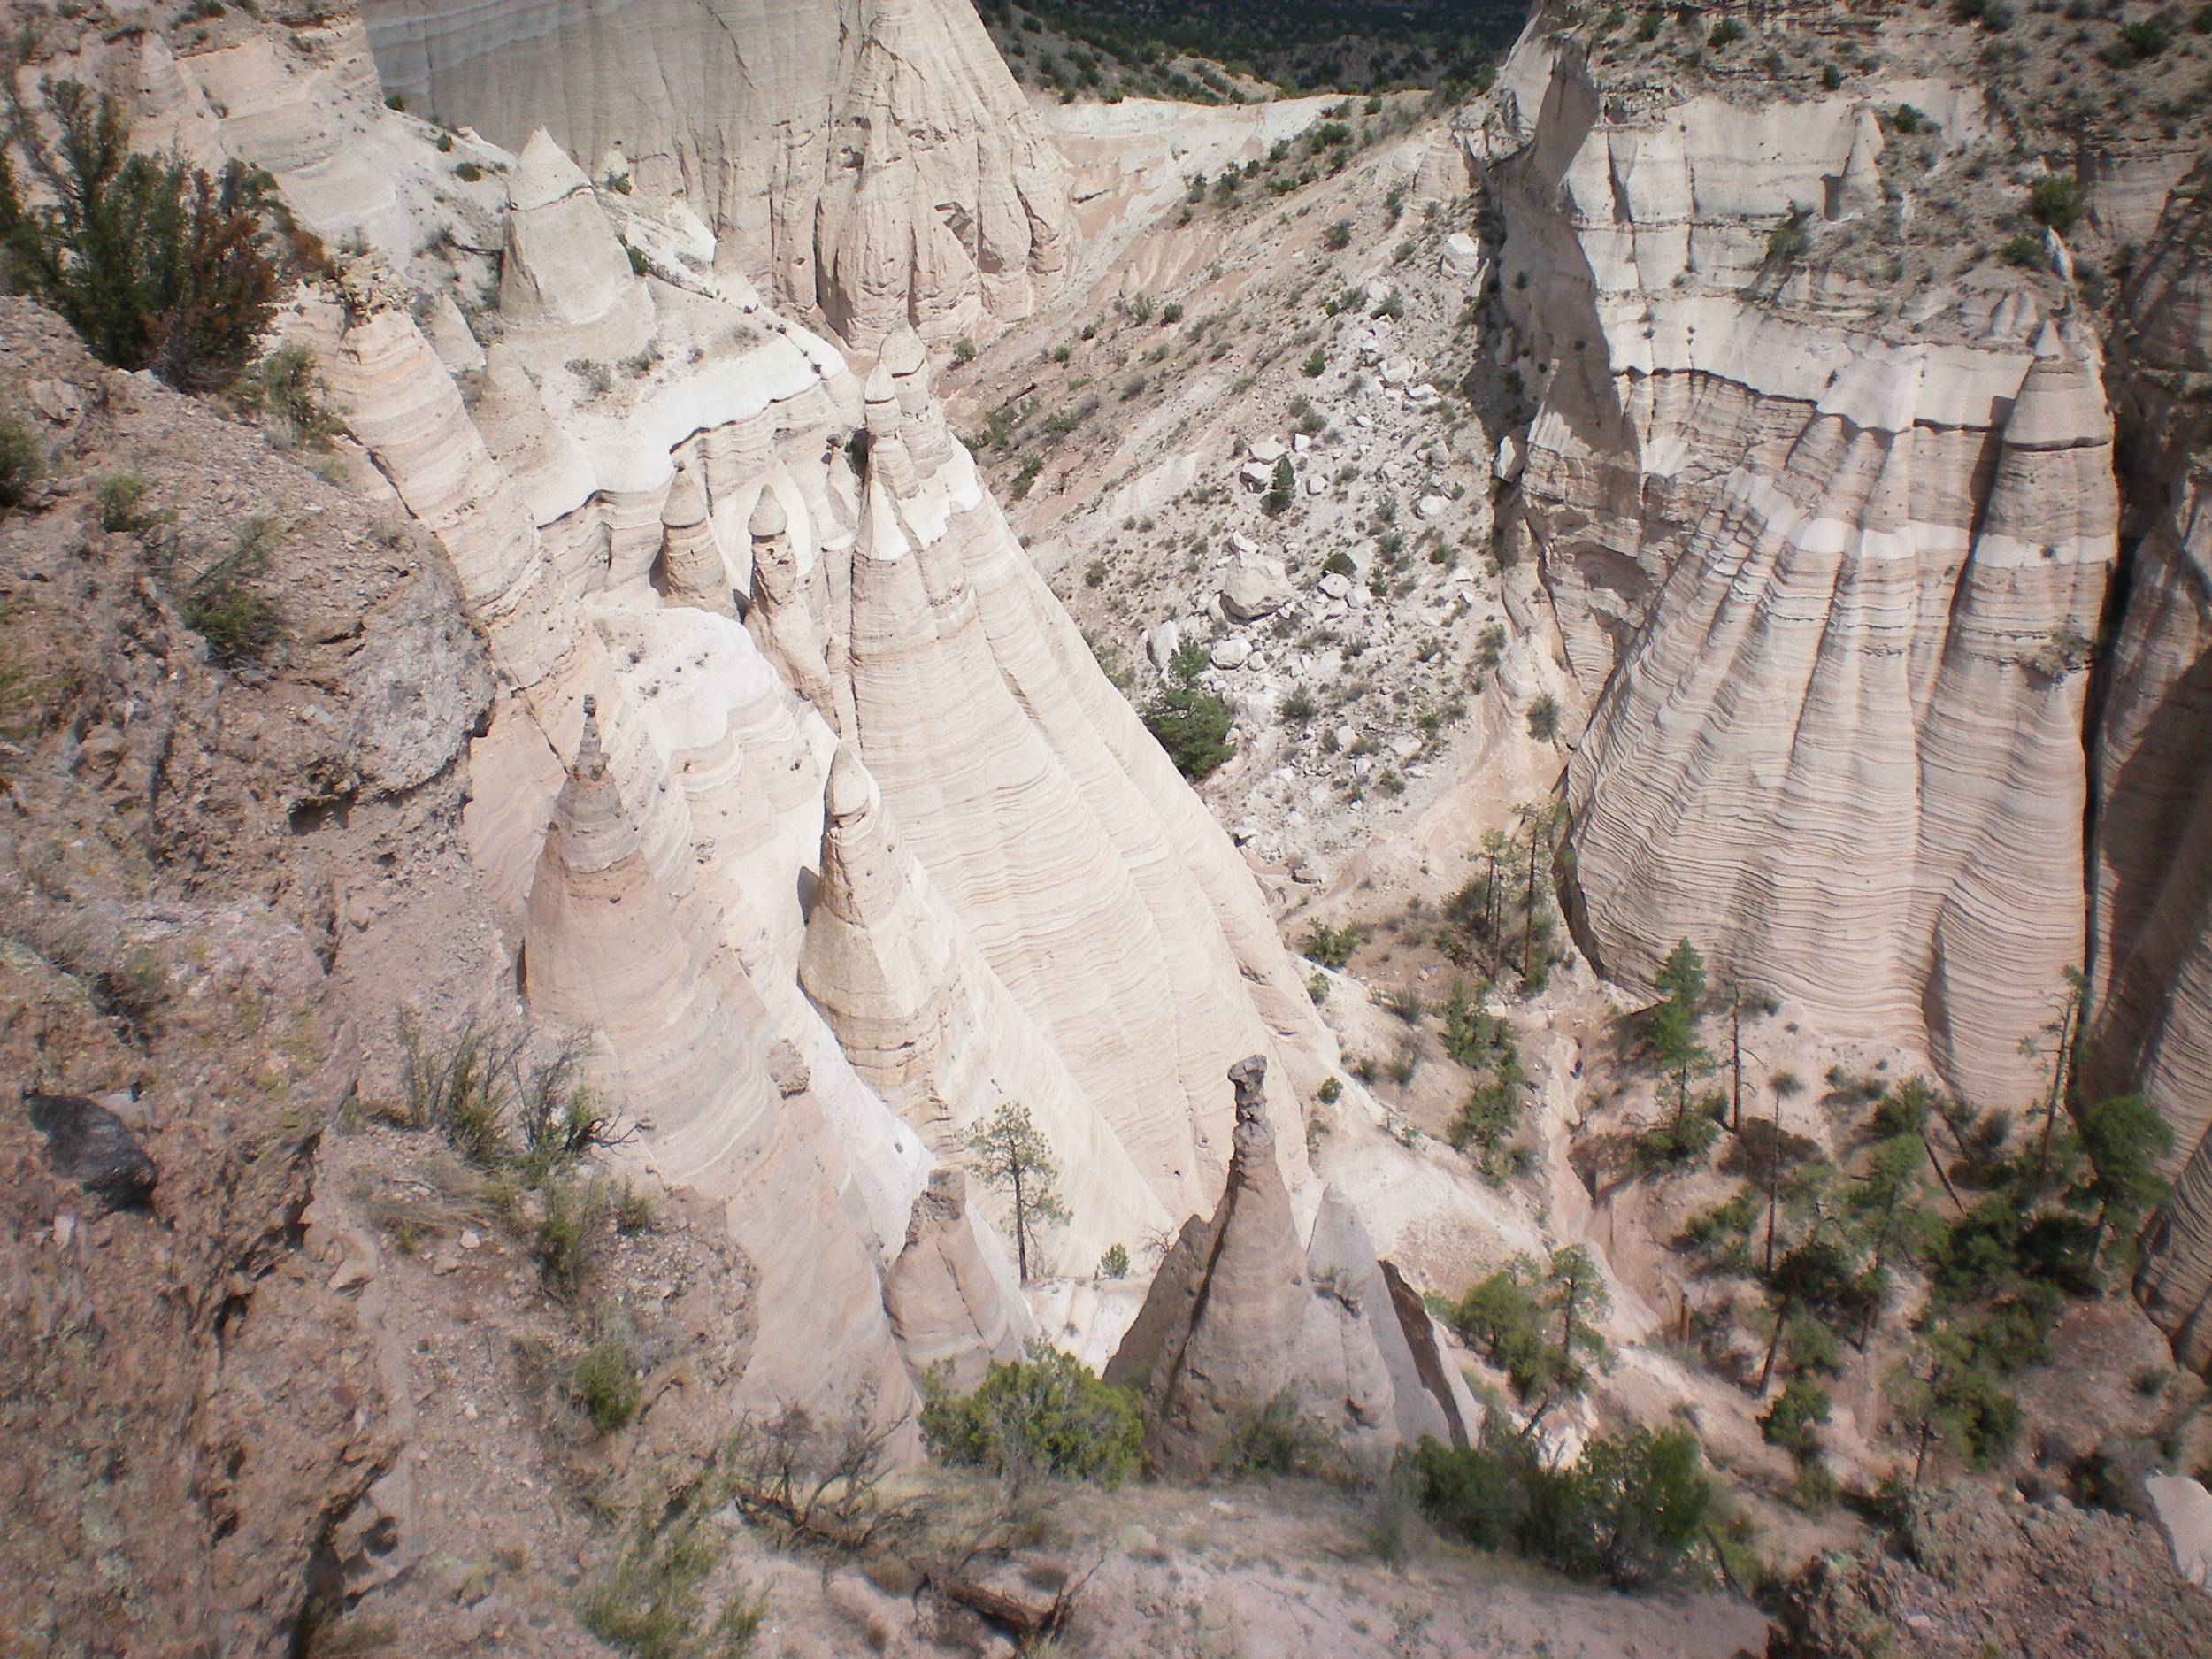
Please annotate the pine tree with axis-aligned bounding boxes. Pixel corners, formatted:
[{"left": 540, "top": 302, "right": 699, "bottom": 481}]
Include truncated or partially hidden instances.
[
  {"left": 1141, "top": 636, "right": 1235, "bottom": 780},
  {"left": 1648, "top": 940, "right": 1710, "bottom": 1132},
  {"left": 2077, "top": 1093, "right": 2171, "bottom": 1270},
  {"left": 1546, "top": 1244, "right": 1610, "bottom": 1379},
  {"left": 966, "top": 1102, "right": 1069, "bottom": 1282}
]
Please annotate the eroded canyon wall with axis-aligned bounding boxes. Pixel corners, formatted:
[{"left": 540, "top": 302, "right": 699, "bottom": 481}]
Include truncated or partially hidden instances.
[
  {"left": 1464, "top": 9, "right": 2212, "bottom": 1365},
  {"left": 82, "top": 6, "right": 1363, "bottom": 1424},
  {"left": 357, "top": 0, "right": 1072, "bottom": 350},
  {"left": 1474, "top": 26, "right": 2115, "bottom": 1113}
]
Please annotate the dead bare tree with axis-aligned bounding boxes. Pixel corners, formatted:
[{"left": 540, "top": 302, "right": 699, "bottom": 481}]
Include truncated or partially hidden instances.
[{"left": 717, "top": 1397, "right": 1096, "bottom": 1643}]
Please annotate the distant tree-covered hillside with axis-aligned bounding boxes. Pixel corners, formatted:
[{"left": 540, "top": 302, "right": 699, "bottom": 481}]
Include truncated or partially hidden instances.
[{"left": 978, "top": 0, "right": 1526, "bottom": 100}]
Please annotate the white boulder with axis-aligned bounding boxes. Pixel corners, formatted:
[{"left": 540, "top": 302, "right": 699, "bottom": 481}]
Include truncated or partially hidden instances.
[
  {"left": 1145, "top": 619, "right": 1185, "bottom": 673},
  {"left": 1494, "top": 433, "right": 1525, "bottom": 481},
  {"left": 2148, "top": 1475, "right": 2212, "bottom": 1588},
  {"left": 1221, "top": 561, "right": 1293, "bottom": 622}
]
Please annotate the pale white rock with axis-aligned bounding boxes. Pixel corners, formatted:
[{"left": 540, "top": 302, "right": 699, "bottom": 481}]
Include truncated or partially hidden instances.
[
  {"left": 1494, "top": 434, "right": 1525, "bottom": 480},
  {"left": 1248, "top": 437, "right": 1288, "bottom": 464},
  {"left": 1379, "top": 357, "right": 1418, "bottom": 388},
  {"left": 1319, "top": 572, "right": 1352, "bottom": 600},
  {"left": 1220, "top": 561, "right": 1293, "bottom": 623},
  {"left": 839, "top": 334, "right": 1334, "bottom": 1225},
  {"left": 1238, "top": 460, "right": 1272, "bottom": 492},
  {"left": 1105, "top": 1059, "right": 1465, "bottom": 1478},
  {"left": 1210, "top": 635, "right": 1253, "bottom": 671},
  {"left": 1412, "top": 126, "right": 1473, "bottom": 204},
  {"left": 2088, "top": 165, "right": 2212, "bottom": 1367},
  {"left": 881, "top": 1169, "right": 1032, "bottom": 1391},
  {"left": 362, "top": 0, "right": 1072, "bottom": 351},
  {"left": 1144, "top": 619, "right": 1185, "bottom": 674},
  {"left": 653, "top": 465, "right": 735, "bottom": 618},
  {"left": 1415, "top": 495, "right": 1450, "bottom": 521},
  {"left": 2148, "top": 1475, "right": 2212, "bottom": 1588},
  {"left": 519, "top": 700, "right": 918, "bottom": 1432},
  {"left": 207, "top": 28, "right": 1459, "bottom": 1456},
  {"left": 1303, "top": 476, "right": 1327, "bottom": 497},
  {"left": 1826, "top": 107, "right": 1885, "bottom": 220},
  {"left": 1440, "top": 231, "right": 1483, "bottom": 278},
  {"left": 496, "top": 131, "right": 652, "bottom": 364}
]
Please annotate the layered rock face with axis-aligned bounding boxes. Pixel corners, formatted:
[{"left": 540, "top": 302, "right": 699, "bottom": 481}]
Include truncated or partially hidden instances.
[
  {"left": 1105, "top": 1058, "right": 1463, "bottom": 1479},
  {"left": 2093, "top": 165, "right": 2212, "bottom": 1365},
  {"left": 1474, "top": 28, "right": 2115, "bottom": 1109},
  {"left": 358, "top": 0, "right": 1072, "bottom": 350},
  {"left": 112, "top": 7, "right": 1348, "bottom": 1422}
]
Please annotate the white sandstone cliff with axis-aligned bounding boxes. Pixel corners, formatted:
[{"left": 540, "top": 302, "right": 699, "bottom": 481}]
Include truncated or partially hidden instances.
[
  {"left": 1470, "top": 21, "right": 2115, "bottom": 1111},
  {"left": 358, "top": 0, "right": 1073, "bottom": 351}
]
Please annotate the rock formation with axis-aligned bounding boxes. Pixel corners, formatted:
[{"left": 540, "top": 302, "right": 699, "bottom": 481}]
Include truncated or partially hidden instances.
[
  {"left": 882, "top": 1168, "right": 1033, "bottom": 1391},
  {"left": 842, "top": 332, "right": 1330, "bottom": 1225},
  {"left": 1105, "top": 1057, "right": 1463, "bottom": 1479},
  {"left": 1470, "top": 24, "right": 2116, "bottom": 1110},
  {"left": 180, "top": 12, "right": 1352, "bottom": 1402},
  {"left": 745, "top": 488, "right": 845, "bottom": 729},
  {"left": 359, "top": 0, "right": 1072, "bottom": 349},
  {"left": 497, "top": 128, "right": 653, "bottom": 356},
  {"left": 2093, "top": 162, "right": 2212, "bottom": 1366}
]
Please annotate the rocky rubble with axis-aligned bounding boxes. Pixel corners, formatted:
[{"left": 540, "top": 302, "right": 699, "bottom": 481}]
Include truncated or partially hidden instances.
[
  {"left": 0, "top": 296, "right": 485, "bottom": 1655},
  {"left": 1776, "top": 1486, "right": 2212, "bottom": 1659}
]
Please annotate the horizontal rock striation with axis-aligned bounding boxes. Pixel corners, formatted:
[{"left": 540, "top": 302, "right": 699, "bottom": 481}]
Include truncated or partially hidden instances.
[
  {"left": 358, "top": 0, "right": 1072, "bottom": 349},
  {"left": 1475, "top": 26, "right": 2115, "bottom": 1110}
]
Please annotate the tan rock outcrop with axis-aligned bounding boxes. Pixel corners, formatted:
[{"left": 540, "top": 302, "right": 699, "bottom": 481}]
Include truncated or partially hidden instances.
[
  {"left": 1104, "top": 1058, "right": 1461, "bottom": 1479},
  {"left": 359, "top": 0, "right": 1071, "bottom": 349},
  {"left": 800, "top": 742, "right": 974, "bottom": 1118},
  {"left": 653, "top": 464, "right": 736, "bottom": 618},
  {"left": 302, "top": 95, "right": 1346, "bottom": 1371},
  {"left": 882, "top": 1169, "right": 1033, "bottom": 1390},
  {"left": 746, "top": 488, "right": 845, "bottom": 729},
  {"left": 521, "top": 697, "right": 916, "bottom": 1422},
  {"left": 843, "top": 331, "right": 1331, "bottom": 1221}
]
